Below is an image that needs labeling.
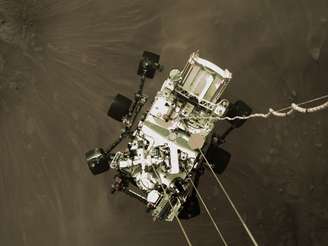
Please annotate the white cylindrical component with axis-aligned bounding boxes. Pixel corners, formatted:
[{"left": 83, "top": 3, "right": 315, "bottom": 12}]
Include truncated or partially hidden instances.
[{"left": 180, "top": 52, "right": 232, "bottom": 103}]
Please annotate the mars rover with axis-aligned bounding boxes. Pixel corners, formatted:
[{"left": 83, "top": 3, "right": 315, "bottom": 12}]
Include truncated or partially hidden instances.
[{"left": 85, "top": 51, "right": 252, "bottom": 221}]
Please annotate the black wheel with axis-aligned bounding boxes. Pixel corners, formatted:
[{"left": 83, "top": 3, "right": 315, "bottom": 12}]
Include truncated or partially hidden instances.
[
  {"left": 179, "top": 192, "right": 200, "bottom": 220},
  {"left": 205, "top": 145, "right": 231, "bottom": 174},
  {"left": 85, "top": 148, "right": 109, "bottom": 175},
  {"left": 107, "top": 94, "right": 132, "bottom": 122},
  {"left": 225, "top": 100, "right": 252, "bottom": 128},
  {"left": 137, "top": 51, "right": 160, "bottom": 78}
]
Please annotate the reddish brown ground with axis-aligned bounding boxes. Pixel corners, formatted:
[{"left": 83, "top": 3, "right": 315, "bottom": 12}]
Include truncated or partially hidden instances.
[{"left": 0, "top": 1, "right": 327, "bottom": 245}]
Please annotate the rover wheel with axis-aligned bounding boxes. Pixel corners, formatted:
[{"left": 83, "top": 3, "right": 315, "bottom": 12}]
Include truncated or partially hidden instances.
[
  {"left": 178, "top": 192, "right": 200, "bottom": 220},
  {"left": 205, "top": 145, "right": 231, "bottom": 174},
  {"left": 85, "top": 148, "right": 109, "bottom": 175},
  {"left": 225, "top": 100, "right": 252, "bottom": 128},
  {"left": 137, "top": 51, "right": 160, "bottom": 78},
  {"left": 107, "top": 94, "right": 132, "bottom": 122}
]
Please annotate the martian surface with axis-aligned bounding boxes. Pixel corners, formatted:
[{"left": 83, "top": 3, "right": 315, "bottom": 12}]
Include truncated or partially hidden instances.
[{"left": 0, "top": 0, "right": 327, "bottom": 245}]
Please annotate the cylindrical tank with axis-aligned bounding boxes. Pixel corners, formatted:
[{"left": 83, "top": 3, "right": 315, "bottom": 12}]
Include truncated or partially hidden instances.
[{"left": 179, "top": 51, "right": 232, "bottom": 103}]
